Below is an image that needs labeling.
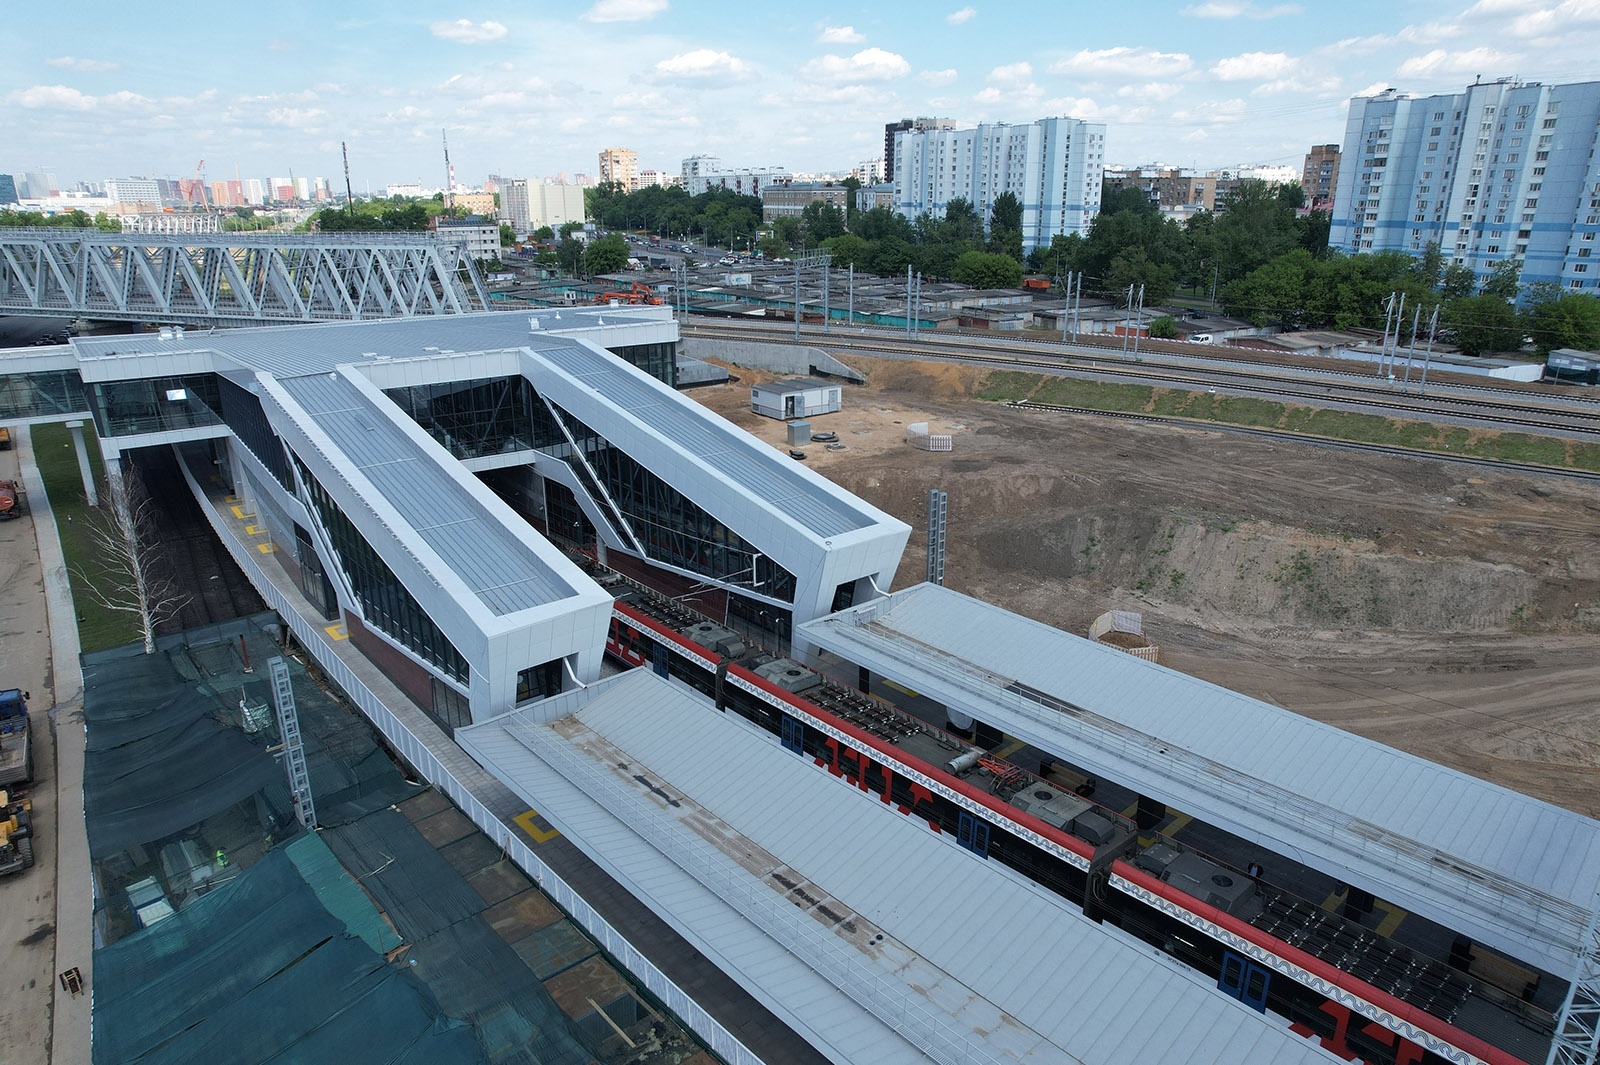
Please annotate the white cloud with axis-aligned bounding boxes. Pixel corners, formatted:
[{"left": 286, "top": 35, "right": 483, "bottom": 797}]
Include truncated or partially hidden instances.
[
  {"left": 946, "top": 6, "right": 976, "bottom": 24},
  {"left": 1182, "top": 1, "right": 1302, "bottom": 17},
  {"left": 45, "top": 56, "right": 118, "bottom": 72},
  {"left": 801, "top": 47, "right": 910, "bottom": 82},
  {"left": 1210, "top": 51, "right": 1296, "bottom": 81},
  {"left": 1052, "top": 47, "right": 1192, "bottom": 79},
  {"left": 654, "top": 49, "right": 750, "bottom": 80},
  {"left": 1397, "top": 46, "right": 1517, "bottom": 78},
  {"left": 9, "top": 85, "right": 97, "bottom": 110},
  {"left": 265, "top": 107, "right": 327, "bottom": 128},
  {"left": 429, "top": 19, "right": 508, "bottom": 44},
  {"left": 819, "top": 25, "right": 864, "bottom": 44},
  {"left": 1466, "top": 0, "right": 1600, "bottom": 38},
  {"left": 920, "top": 68, "right": 959, "bottom": 85},
  {"left": 1115, "top": 81, "right": 1184, "bottom": 101},
  {"left": 583, "top": 0, "right": 667, "bottom": 22},
  {"left": 987, "top": 61, "right": 1033, "bottom": 86}
]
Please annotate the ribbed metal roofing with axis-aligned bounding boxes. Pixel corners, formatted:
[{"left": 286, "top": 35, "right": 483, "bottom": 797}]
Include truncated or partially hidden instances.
[
  {"left": 799, "top": 583, "right": 1600, "bottom": 976},
  {"left": 277, "top": 371, "right": 569, "bottom": 615},
  {"left": 458, "top": 669, "right": 1337, "bottom": 1065},
  {"left": 533, "top": 341, "right": 873, "bottom": 539}
]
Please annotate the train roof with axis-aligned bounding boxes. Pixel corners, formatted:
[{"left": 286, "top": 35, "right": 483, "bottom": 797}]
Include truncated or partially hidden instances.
[
  {"left": 457, "top": 668, "right": 1339, "bottom": 1065},
  {"left": 798, "top": 582, "right": 1600, "bottom": 977}
]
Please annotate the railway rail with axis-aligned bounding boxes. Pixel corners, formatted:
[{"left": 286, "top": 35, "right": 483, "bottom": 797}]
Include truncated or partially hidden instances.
[{"left": 683, "top": 322, "right": 1600, "bottom": 439}]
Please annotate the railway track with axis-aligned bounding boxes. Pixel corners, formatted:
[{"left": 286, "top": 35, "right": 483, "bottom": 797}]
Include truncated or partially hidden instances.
[{"left": 683, "top": 322, "right": 1600, "bottom": 439}]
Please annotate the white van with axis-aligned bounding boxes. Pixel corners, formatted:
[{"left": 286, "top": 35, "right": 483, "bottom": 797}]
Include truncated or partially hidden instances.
[{"left": 1188, "top": 333, "right": 1213, "bottom": 345}]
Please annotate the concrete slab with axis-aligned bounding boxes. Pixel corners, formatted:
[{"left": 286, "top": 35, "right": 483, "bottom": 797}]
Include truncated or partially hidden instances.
[
  {"left": 465, "top": 859, "right": 533, "bottom": 908},
  {"left": 481, "top": 889, "right": 565, "bottom": 940},
  {"left": 510, "top": 920, "right": 596, "bottom": 980},
  {"left": 410, "top": 804, "right": 478, "bottom": 849}
]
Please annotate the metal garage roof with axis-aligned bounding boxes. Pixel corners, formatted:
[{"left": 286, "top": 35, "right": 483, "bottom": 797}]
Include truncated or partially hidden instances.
[
  {"left": 277, "top": 370, "right": 572, "bottom": 616},
  {"left": 799, "top": 582, "right": 1600, "bottom": 976},
  {"left": 458, "top": 669, "right": 1338, "bottom": 1065}
]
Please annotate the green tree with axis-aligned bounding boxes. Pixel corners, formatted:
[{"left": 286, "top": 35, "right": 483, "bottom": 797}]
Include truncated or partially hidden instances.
[
  {"left": 1482, "top": 259, "right": 1521, "bottom": 300},
  {"left": 842, "top": 176, "right": 861, "bottom": 227},
  {"left": 556, "top": 236, "right": 584, "bottom": 275},
  {"left": 1099, "top": 185, "right": 1159, "bottom": 217},
  {"left": 1148, "top": 315, "right": 1178, "bottom": 339},
  {"left": 821, "top": 233, "right": 871, "bottom": 270},
  {"left": 499, "top": 223, "right": 517, "bottom": 247},
  {"left": 533, "top": 225, "right": 555, "bottom": 241},
  {"left": 1440, "top": 263, "right": 1476, "bottom": 300},
  {"left": 987, "top": 192, "right": 1024, "bottom": 261},
  {"left": 583, "top": 232, "right": 630, "bottom": 275},
  {"left": 1222, "top": 248, "right": 1318, "bottom": 327},
  {"left": 1443, "top": 294, "right": 1521, "bottom": 356},
  {"left": 951, "top": 250, "right": 1024, "bottom": 289},
  {"left": 1211, "top": 180, "right": 1301, "bottom": 286},
  {"left": 1526, "top": 293, "right": 1600, "bottom": 354},
  {"left": 939, "top": 197, "right": 985, "bottom": 246},
  {"left": 800, "top": 200, "right": 846, "bottom": 244},
  {"left": 770, "top": 217, "right": 800, "bottom": 250}
]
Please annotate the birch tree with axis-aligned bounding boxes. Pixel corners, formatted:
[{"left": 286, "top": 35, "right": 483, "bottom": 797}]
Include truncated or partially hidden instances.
[{"left": 73, "top": 464, "right": 190, "bottom": 653}]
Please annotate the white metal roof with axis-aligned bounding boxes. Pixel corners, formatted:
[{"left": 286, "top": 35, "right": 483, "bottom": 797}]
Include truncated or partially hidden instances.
[
  {"left": 274, "top": 370, "right": 574, "bottom": 616},
  {"left": 458, "top": 669, "right": 1339, "bottom": 1065},
  {"left": 799, "top": 582, "right": 1600, "bottom": 976}
]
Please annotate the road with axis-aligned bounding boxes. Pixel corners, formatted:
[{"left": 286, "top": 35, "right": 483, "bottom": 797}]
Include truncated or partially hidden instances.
[{"left": 0, "top": 436, "right": 56, "bottom": 1065}]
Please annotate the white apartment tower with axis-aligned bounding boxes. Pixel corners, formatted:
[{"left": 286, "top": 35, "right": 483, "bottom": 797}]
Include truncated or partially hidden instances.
[
  {"left": 891, "top": 117, "right": 1106, "bottom": 253},
  {"left": 1329, "top": 78, "right": 1600, "bottom": 293}
]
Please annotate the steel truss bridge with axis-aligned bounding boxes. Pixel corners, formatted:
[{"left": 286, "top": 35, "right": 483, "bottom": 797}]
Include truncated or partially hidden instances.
[{"left": 0, "top": 228, "right": 490, "bottom": 326}]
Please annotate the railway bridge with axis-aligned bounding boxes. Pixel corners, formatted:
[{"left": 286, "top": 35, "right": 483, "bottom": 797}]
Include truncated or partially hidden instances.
[{"left": 0, "top": 227, "right": 490, "bottom": 326}]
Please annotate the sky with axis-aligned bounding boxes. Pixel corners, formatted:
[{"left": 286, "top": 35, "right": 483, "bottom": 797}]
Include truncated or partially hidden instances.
[{"left": 3, "top": 0, "right": 1599, "bottom": 192}]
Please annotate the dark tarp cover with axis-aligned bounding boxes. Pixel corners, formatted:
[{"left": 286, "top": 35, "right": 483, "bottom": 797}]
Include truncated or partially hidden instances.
[
  {"left": 83, "top": 654, "right": 283, "bottom": 857},
  {"left": 93, "top": 846, "right": 485, "bottom": 1065}
]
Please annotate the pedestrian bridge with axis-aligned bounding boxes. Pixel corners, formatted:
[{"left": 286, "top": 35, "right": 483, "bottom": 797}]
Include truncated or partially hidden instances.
[{"left": 0, "top": 228, "right": 490, "bottom": 326}]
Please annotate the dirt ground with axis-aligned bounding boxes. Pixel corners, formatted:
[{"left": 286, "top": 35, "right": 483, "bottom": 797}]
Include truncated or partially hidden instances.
[{"left": 694, "top": 357, "right": 1600, "bottom": 818}]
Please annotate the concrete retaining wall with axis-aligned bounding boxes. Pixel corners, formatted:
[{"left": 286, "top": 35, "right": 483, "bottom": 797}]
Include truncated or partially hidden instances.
[{"left": 683, "top": 337, "right": 865, "bottom": 383}]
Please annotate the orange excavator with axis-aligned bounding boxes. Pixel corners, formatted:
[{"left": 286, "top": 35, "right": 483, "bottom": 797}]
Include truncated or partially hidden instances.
[{"left": 593, "top": 281, "right": 662, "bottom": 306}]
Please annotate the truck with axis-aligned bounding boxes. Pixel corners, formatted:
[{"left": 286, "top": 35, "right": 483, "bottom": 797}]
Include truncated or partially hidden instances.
[
  {"left": 0, "top": 425, "right": 11, "bottom": 449},
  {"left": 0, "top": 690, "right": 33, "bottom": 789},
  {"left": 0, "top": 789, "right": 33, "bottom": 876},
  {"left": 0, "top": 479, "right": 23, "bottom": 520}
]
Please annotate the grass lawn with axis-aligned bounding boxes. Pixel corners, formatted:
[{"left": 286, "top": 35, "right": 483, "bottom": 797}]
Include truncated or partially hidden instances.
[
  {"left": 30, "top": 423, "right": 143, "bottom": 653},
  {"left": 980, "top": 369, "right": 1600, "bottom": 473}
]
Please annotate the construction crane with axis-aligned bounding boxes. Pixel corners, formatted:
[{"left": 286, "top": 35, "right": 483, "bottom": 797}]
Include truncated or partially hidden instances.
[
  {"left": 341, "top": 142, "right": 355, "bottom": 215},
  {"left": 188, "top": 159, "right": 209, "bottom": 210},
  {"left": 441, "top": 130, "right": 455, "bottom": 212}
]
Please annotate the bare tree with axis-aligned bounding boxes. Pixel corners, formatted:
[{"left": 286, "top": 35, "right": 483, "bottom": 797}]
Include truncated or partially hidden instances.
[{"left": 72, "top": 462, "right": 191, "bottom": 654}]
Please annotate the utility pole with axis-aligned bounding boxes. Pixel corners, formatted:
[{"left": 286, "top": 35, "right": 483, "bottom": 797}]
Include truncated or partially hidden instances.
[
  {"left": 1378, "top": 292, "right": 1396, "bottom": 378},
  {"left": 1131, "top": 284, "right": 1147, "bottom": 360},
  {"left": 848, "top": 263, "right": 855, "bottom": 327},
  {"left": 1418, "top": 305, "right": 1440, "bottom": 394},
  {"left": 441, "top": 129, "right": 455, "bottom": 211},
  {"left": 1121, "top": 284, "right": 1135, "bottom": 355},
  {"left": 1401, "top": 304, "right": 1422, "bottom": 388}
]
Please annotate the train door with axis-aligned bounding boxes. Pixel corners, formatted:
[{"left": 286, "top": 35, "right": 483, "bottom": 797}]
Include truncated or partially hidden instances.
[
  {"left": 1219, "top": 950, "right": 1271, "bottom": 1012},
  {"left": 957, "top": 812, "right": 990, "bottom": 857},
  {"left": 652, "top": 642, "right": 670, "bottom": 678}
]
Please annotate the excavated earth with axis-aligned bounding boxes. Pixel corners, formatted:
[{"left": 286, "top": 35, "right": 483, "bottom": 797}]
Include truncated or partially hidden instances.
[{"left": 693, "top": 355, "right": 1600, "bottom": 817}]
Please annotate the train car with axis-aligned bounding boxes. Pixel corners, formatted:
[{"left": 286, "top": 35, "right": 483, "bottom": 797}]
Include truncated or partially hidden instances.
[{"left": 606, "top": 596, "right": 1560, "bottom": 1065}]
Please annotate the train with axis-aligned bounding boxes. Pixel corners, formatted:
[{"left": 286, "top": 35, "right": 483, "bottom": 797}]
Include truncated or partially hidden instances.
[{"left": 603, "top": 583, "right": 1559, "bottom": 1065}]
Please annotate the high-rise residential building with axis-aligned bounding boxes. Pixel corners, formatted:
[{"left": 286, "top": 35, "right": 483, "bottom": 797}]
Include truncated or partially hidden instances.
[
  {"left": 598, "top": 147, "right": 639, "bottom": 191},
  {"left": 680, "top": 155, "right": 721, "bottom": 189},
  {"left": 892, "top": 116, "right": 1106, "bottom": 253},
  {"left": 497, "top": 178, "right": 586, "bottom": 234},
  {"left": 243, "top": 178, "right": 266, "bottom": 206},
  {"left": 1329, "top": 78, "right": 1600, "bottom": 292},
  {"left": 1301, "top": 145, "right": 1341, "bottom": 210},
  {"left": 637, "top": 169, "right": 675, "bottom": 189},
  {"left": 883, "top": 117, "right": 953, "bottom": 182},
  {"left": 21, "top": 172, "right": 56, "bottom": 199},
  {"left": 499, "top": 178, "right": 531, "bottom": 233},
  {"left": 0, "top": 175, "right": 18, "bottom": 205},
  {"left": 1103, "top": 166, "right": 1213, "bottom": 212},
  {"left": 105, "top": 177, "right": 163, "bottom": 207}
]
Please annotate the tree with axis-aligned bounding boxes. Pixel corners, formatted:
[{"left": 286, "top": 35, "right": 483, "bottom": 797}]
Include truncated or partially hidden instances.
[
  {"left": 556, "top": 236, "right": 584, "bottom": 275},
  {"left": 821, "top": 233, "right": 870, "bottom": 270},
  {"left": 499, "top": 223, "right": 517, "bottom": 247},
  {"left": 1482, "top": 259, "right": 1521, "bottom": 301},
  {"left": 800, "top": 200, "right": 846, "bottom": 244},
  {"left": 582, "top": 233, "right": 630, "bottom": 275},
  {"left": 533, "top": 225, "right": 555, "bottom": 242},
  {"left": 988, "top": 192, "right": 1024, "bottom": 261},
  {"left": 951, "top": 250, "right": 1024, "bottom": 289},
  {"left": 1148, "top": 315, "right": 1178, "bottom": 339},
  {"left": 1440, "top": 263, "right": 1476, "bottom": 300},
  {"left": 73, "top": 465, "right": 191, "bottom": 654},
  {"left": 842, "top": 175, "right": 862, "bottom": 227},
  {"left": 1443, "top": 294, "right": 1521, "bottom": 356},
  {"left": 1526, "top": 293, "right": 1600, "bottom": 354},
  {"left": 1211, "top": 180, "right": 1301, "bottom": 285}
]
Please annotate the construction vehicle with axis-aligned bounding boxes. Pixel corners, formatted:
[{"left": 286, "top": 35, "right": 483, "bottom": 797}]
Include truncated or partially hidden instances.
[
  {"left": 0, "top": 789, "right": 33, "bottom": 876},
  {"left": 0, "top": 689, "right": 32, "bottom": 788},
  {"left": 593, "top": 281, "right": 663, "bottom": 306},
  {"left": 0, "top": 479, "right": 23, "bottom": 520},
  {"left": 0, "top": 425, "right": 11, "bottom": 449}
]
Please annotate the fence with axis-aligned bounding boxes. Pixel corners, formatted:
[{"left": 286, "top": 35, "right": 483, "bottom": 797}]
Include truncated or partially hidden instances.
[{"left": 905, "top": 422, "right": 953, "bottom": 452}]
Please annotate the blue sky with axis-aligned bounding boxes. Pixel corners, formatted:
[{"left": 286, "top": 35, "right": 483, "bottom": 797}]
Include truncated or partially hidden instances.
[{"left": 3, "top": 0, "right": 1598, "bottom": 190}]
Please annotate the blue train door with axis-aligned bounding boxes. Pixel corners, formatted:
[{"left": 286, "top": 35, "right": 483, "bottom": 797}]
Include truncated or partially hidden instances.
[
  {"left": 957, "top": 812, "right": 990, "bottom": 857},
  {"left": 1219, "top": 951, "right": 1271, "bottom": 1012},
  {"left": 652, "top": 642, "right": 670, "bottom": 678}
]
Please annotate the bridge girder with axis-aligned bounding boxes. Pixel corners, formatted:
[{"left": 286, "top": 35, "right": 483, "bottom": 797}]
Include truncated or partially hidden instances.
[{"left": 0, "top": 229, "right": 490, "bottom": 325}]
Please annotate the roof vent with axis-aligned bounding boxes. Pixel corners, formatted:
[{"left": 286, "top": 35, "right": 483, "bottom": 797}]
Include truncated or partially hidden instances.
[
  {"left": 528, "top": 316, "right": 541, "bottom": 331},
  {"left": 158, "top": 327, "right": 174, "bottom": 341}
]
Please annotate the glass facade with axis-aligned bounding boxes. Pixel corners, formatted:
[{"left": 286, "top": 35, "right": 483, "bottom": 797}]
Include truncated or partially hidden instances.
[
  {"left": 608, "top": 341, "right": 677, "bottom": 388},
  {"left": 384, "top": 375, "right": 564, "bottom": 460},
  {"left": 92, "top": 373, "right": 224, "bottom": 437},
  {"left": 219, "top": 376, "right": 293, "bottom": 491},
  {"left": 294, "top": 456, "right": 470, "bottom": 685},
  {"left": 515, "top": 660, "right": 563, "bottom": 704},
  {"left": 385, "top": 370, "right": 795, "bottom": 602},
  {"left": 0, "top": 368, "right": 89, "bottom": 421}
]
